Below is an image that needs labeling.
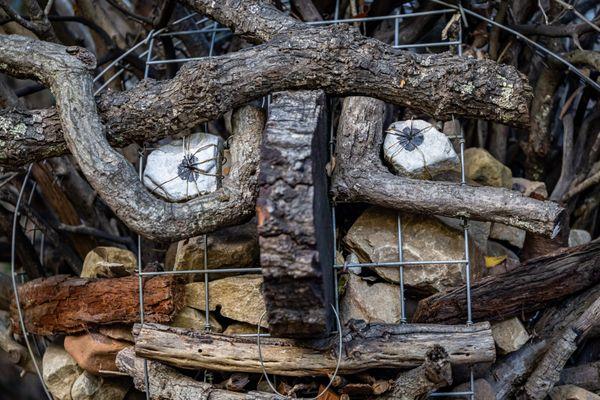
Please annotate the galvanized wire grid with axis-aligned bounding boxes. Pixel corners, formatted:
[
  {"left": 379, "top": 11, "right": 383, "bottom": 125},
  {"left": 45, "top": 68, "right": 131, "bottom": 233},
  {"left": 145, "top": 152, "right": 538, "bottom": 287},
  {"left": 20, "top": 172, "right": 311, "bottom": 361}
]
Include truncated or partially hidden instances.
[{"left": 9, "top": 1, "right": 600, "bottom": 399}]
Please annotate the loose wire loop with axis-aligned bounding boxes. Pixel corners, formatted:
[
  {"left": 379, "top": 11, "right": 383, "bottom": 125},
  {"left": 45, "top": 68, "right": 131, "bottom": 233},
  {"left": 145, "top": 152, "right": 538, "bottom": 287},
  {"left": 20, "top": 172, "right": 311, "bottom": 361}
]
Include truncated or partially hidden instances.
[{"left": 256, "top": 305, "right": 343, "bottom": 399}]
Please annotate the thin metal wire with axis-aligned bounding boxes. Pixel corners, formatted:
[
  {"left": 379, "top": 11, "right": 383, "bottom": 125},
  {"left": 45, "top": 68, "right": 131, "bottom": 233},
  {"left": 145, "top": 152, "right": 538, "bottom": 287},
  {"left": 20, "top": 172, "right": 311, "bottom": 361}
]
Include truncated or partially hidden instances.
[
  {"left": 10, "top": 165, "right": 54, "bottom": 400},
  {"left": 256, "top": 305, "right": 343, "bottom": 400}
]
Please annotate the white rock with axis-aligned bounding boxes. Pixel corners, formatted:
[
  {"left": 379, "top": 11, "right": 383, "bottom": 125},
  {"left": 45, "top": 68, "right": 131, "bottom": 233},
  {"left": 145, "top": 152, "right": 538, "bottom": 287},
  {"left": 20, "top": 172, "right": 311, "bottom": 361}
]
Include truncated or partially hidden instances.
[
  {"left": 143, "top": 132, "right": 223, "bottom": 202},
  {"left": 490, "top": 223, "right": 526, "bottom": 248},
  {"left": 71, "top": 371, "right": 129, "bottom": 400},
  {"left": 569, "top": 229, "right": 592, "bottom": 247},
  {"left": 491, "top": 317, "right": 530, "bottom": 354},
  {"left": 340, "top": 273, "right": 402, "bottom": 325},
  {"left": 43, "top": 343, "right": 83, "bottom": 400},
  {"left": 383, "top": 120, "right": 458, "bottom": 178}
]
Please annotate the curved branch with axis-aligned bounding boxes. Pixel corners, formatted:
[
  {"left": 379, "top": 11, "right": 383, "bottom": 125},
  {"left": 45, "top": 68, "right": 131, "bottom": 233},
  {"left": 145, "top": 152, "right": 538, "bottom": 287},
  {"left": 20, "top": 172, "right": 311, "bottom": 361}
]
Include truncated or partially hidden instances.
[
  {"left": 0, "top": 35, "right": 265, "bottom": 241},
  {"left": 0, "top": 26, "right": 532, "bottom": 169}
]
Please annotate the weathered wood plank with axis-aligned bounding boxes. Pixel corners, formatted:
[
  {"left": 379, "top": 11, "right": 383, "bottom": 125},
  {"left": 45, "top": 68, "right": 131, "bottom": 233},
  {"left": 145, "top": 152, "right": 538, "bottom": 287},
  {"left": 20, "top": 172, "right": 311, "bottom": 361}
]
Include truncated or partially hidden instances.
[{"left": 133, "top": 322, "right": 495, "bottom": 377}]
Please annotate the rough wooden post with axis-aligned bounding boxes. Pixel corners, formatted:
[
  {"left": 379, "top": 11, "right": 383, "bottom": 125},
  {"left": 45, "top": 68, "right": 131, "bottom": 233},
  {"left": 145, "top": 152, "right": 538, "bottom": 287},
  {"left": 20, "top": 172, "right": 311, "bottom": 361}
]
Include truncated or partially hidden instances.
[{"left": 257, "top": 90, "right": 334, "bottom": 338}]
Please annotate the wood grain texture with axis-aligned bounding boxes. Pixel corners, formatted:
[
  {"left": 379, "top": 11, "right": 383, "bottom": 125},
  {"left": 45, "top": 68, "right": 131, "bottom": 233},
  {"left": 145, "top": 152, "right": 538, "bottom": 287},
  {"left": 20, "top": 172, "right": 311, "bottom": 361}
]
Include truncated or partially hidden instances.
[
  {"left": 257, "top": 90, "right": 333, "bottom": 338},
  {"left": 413, "top": 241, "right": 600, "bottom": 324},
  {"left": 11, "top": 275, "right": 183, "bottom": 335},
  {"left": 133, "top": 322, "right": 495, "bottom": 376},
  {"left": 116, "top": 347, "right": 277, "bottom": 400},
  {"left": 331, "top": 96, "right": 564, "bottom": 237}
]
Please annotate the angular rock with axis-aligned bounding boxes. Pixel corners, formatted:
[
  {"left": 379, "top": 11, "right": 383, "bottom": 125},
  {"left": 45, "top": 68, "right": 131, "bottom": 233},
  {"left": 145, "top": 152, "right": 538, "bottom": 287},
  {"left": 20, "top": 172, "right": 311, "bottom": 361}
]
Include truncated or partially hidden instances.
[
  {"left": 550, "top": 385, "right": 600, "bottom": 400},
  {"left": 451, "top": 379, "right": 495, "bottom": 400},
  {"left": 64, "top": 333, "right": 130, "bottom": 375},
  {"left": 97, "top": 326, "right": 134, "bottom": 343},
  {"left": 143, "top": 132, "right": 223, "bottom": 202},
  {"left": 184, "top": 274, "right": 267, "bottom": 327},
  {"left": 569, "top": 229, "right": 592, "bottom": 247},
  {"left": 491, "top": 317, "right": 530, "bottom": 354},
  {"left": 383, "top": 119, "right": 459, "bottom": 179},
  {"left": 344, "top": 207, "right": 483, "bottom": 294},
  {"left": 172, "top": 220, "right": 258, "bottom": 280},
  {"left": 512, "top": 177, "right": 548, "bottom": 199},
  {"left": 437, "top": 216, "right": 491, "bottom": 251},
  {"left": 340, "top": 273, "right": 401, "bottom": 325},
  {"left": 490, "top": 223, "right": 526, "bottom": 248},
  {"left": 81, "top": 247, "right": 136, "bottom": 279},
  {"left": 43, "top": 343, "right": 83, "bottom": 400},
  {"left": 170, "top": 306, "right": 222, "bottom": 332},
  {"left": 71, "top": 372, "right": 129, "bottom": 400},
  {"left": 485, "top": 241, "right": 520, "bottom": 275},
  {"left": 464, "top": 148, "right": 512, "bottom": 188},
  {"left": 223, "top": 322, "right": 263, "bottom": 335}
]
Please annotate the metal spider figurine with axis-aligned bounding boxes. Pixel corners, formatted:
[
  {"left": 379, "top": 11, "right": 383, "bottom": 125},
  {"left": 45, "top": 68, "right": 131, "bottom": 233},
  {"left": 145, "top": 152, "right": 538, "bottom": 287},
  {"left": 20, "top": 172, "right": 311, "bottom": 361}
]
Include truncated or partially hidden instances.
[
  {"left": 386, "top": 124, "right": 426, "bottom": 152},
  {"left": 177, "top": 153, "right": 201, "bottom": 182}
]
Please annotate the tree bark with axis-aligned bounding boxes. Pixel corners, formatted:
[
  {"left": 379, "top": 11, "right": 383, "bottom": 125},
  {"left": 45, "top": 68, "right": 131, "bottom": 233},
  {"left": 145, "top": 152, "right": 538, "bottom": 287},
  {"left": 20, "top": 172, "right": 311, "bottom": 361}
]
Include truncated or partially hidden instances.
[
  {"left": 116, "top": 347, "right": 278, "bottom": 400},
  {"left": 11, "top": 275, "right": 183, "bottom": 335},
  {"left": 257, "top": 90, "right": 334, "bottom": 338},
  {"left": 379, "top": 345, "right": 453, "bottom": 400},
  {"left": 560, "top": 362, "right": 600, "bottom": 392},
  {"left": 413, "top": 241, "right": 600, "bottom": 324},
  {"left": 331, "top": 96, "right": 564, "bottom": 237},
  {"left": 132, "top": 322, "right": 495, "bottom": 377}
]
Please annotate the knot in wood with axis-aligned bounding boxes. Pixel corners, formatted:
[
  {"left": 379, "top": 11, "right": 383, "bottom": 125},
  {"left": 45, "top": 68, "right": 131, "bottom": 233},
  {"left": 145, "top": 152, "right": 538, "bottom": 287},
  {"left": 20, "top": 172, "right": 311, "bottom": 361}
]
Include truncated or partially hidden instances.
[{"left": 65, "top": 46, "right": 96, "bottom": 70}]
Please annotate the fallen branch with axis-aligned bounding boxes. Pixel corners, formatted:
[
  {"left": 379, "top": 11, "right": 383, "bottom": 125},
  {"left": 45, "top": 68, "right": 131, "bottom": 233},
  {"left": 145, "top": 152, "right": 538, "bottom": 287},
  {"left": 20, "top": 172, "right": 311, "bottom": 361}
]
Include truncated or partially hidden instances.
[
  {"left": 331, "top": 97, "right": 564, "bottom": 237},
  {"left": 10, "top": 275, "right": 183, "bottom": 335},
  {"left": 380, "top": 345, "right": 452, "bottom": 400},
  {"left": 521, "top": 295, "right": 600, "bottom": 400},
  {"left": 133, "top": 322, "right": 495, "bottom": 376},
  {"left": 413, "top": 240, "right": 600, "bottom": 324}
]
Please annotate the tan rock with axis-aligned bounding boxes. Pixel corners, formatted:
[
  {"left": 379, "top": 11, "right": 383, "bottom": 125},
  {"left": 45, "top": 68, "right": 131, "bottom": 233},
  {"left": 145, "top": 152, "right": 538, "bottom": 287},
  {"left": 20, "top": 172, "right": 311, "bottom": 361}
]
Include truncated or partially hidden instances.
[
  {"left": 344, "top": 207, "right": 484, "bottom": 294},
  {"left": 71, "top": 372, "right": 129, "bottom": 400},
  {"left": 340, "top": 273, "right": 401, "bottom": 325},
  {"left": 223, "top": 322, "right": 263, "bottom": 335},
  {"left": 512, "top": 177, "right": 548, "bottom": 199},
  {"left": 550, "top": 385, "right": 600, "bottom": 400},
  {"left": 464, "top": 148, "right": 512, "bottom": 188},
  {"left": 43, "top": 343, "right": 83, "bottom": 400},
  {"left": 170, "top": 306, "right": 222, "bottom": 332},
  {"left": 185, "top": 274, "right": 267, "bottom": 327},
  {"left": 491, "top": 317, "right": 530, "bottom": 354},
  {"left": 490, "top": 223, "right": 526, "bottom": 248},
  {"left": 173, "top": 221, "right": 258, "bottom": 281},
  {"left": 97, "top": 326, "right": 133, "bottom": 343},
  {"left": 81, "top": 247, "right": 136, "bottom": 278},
  {"left": 64, "top": 333, "right": 129, "bottom": 375}
]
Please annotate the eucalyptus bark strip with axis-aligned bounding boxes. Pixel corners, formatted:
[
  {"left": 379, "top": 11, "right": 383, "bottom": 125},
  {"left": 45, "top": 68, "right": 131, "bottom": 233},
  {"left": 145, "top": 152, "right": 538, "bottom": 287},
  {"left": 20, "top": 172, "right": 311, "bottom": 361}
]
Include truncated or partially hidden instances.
[
  {"left": 10, "top": 275, "right": 182, "bottom": 335},
  {"left": 331, "top": 96, "right": 564, "bottom": 237},
  {"left": 133, "top": 322, "right": 495, "bottom": 376}
]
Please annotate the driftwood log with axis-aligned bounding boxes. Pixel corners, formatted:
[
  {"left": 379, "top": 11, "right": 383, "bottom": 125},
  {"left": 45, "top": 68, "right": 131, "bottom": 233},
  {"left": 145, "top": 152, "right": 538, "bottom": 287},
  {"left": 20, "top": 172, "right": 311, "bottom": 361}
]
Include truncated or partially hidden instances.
[
  {"left": 331, "top": 96, "right": 564, "bottom": 237},
  {"left": 10, "top": 275, "right": 182, "bottom": 335},
  {"left": 132, "top": 322, "right": 495, "bottom": 376},
  {"left": 116, "top": 347, "right": 277, "bottom": 400},
  {"left": 257, "top": 90, "right": 333, "bottom": 338},
  {"left": 413, "top": 241, "right": 600, "bottom": 324}
]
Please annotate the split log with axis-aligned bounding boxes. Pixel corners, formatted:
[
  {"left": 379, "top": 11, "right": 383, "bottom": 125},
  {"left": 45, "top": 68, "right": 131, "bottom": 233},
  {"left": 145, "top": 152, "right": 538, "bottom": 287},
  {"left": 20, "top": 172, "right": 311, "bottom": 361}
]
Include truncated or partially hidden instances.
[
  {"left": 257, "top": 90, "right": 333, "bottom": 338},
  {"left": 331, "top": 97, "right": 564, "bottom": 237},
  {"left": 380, "top": 345, "right": 452, "bottom": 400},
  {"left": 413, "top": 241, "right": 600, "bottom": 324},
  {"left": 116, "top": 347, "right": 277, "bottom": 400},
  {"left": 132, "top": 322, "right": 495, "bottom": 376},
  {"left": 10, "top": 275, "right": 183, "bottom": 335},
  {"left": 521, "top": 295, "right": 600, "bottom": 400}
]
